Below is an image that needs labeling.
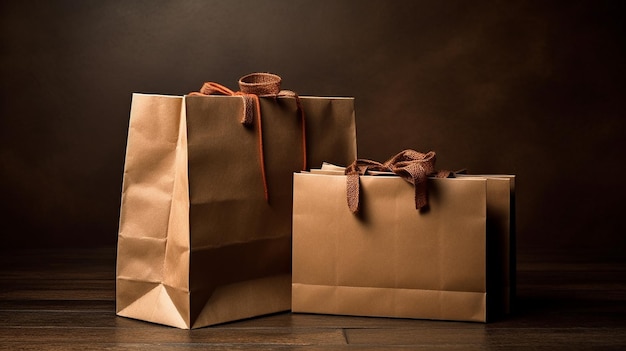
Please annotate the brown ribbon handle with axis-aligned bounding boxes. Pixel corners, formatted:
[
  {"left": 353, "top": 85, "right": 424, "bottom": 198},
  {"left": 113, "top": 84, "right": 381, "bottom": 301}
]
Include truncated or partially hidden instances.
[
  {"left": 189, "top": 73, "right": 307, "bottom": 201},
  {"left": 345, "top": 150, "right": 451, "bottom": 213}
]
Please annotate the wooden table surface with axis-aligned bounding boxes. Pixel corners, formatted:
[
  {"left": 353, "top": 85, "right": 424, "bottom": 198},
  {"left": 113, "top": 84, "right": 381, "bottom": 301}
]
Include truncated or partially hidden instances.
[{"left": 1, "top": 248, "right": 624, "bottom": 350}]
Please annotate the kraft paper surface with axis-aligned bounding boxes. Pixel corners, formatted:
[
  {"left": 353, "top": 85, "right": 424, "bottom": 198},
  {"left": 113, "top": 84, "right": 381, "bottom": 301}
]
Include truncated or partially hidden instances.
[
  {"left": 292, "top": 169, "right": 514, "bottom": 323},
  {"left": 117, "top": 93, "right": 356, "bottom": 329}
]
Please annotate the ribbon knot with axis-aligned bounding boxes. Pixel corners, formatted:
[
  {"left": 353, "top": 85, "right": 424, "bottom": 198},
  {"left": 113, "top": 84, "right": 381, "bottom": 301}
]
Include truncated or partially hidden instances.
[
  {"left": 189, "top": 73, "right": 307, "bottom": 201},
  {"left": 345, "top": 150, "right": 451, "bottom": 213}
]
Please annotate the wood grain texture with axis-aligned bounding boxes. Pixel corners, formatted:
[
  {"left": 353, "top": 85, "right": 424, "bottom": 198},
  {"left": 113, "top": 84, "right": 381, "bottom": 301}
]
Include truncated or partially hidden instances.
[{"left": 1, "top": 248, "right": 625, "bottom": 350}]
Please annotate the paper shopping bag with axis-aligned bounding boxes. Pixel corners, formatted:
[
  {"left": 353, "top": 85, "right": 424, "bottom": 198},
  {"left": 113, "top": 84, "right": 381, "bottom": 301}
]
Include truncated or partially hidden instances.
[
  {"left": 116, "top": 73, "right": 357, "bottom": 329},
  {"left": 291, "top": 151, "right": 514, "bottom": 322}
]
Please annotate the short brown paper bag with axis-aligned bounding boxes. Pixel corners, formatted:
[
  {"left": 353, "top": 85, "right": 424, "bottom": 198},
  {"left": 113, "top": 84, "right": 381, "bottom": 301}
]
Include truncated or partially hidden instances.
[
  {"left": 116, "top": 74, "right": 357, "bottom": 329},
  {"left": 292, "top": 159, "right": 514, "bottom": 322}
]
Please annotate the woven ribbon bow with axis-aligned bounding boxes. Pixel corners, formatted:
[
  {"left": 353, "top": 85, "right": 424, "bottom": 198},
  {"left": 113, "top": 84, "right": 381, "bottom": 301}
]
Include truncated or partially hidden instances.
[
  {"left": 345, "top": 150, "right": 451, "bottom": 213},
  {"left": 189, "top": 73, "right": 307, "bottom": 201}
]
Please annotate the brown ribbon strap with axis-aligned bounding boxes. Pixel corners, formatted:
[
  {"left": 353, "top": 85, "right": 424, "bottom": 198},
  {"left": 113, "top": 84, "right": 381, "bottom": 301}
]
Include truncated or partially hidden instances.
[
  {"left": 189, "top": 73, "right": 307, "bottom": 201},
  {"left": 239, "top": 73, "right": 308, "bottom": 171},
  {"left": 345, "top": 150, "right": 451, "bottom": 213}
]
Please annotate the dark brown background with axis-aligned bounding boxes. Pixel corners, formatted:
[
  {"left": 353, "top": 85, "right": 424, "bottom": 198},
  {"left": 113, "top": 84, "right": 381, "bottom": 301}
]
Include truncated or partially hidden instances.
[{"left": 1, "top": 0, "right": 624, "bottom": 261}]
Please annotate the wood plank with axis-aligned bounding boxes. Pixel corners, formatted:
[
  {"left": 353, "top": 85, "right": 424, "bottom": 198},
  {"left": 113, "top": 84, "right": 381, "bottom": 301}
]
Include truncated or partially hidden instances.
[
  {"left": 345, "top": 327, "right": 626, "bottom": 348},
  {"left": 0, "top": 341, "right": 486, "bottom": 351},
  {"left": 0, "top": 327, "right": 348, "bottom": 346},
  {"left": 0, "top": 299, "right": 113, "bottom": 311},
  {"left": 0, "top": 280, "right": 114, "bottom": 300},
  {"left": 0, "top": 344, "right": 343, "bottom": 351}
]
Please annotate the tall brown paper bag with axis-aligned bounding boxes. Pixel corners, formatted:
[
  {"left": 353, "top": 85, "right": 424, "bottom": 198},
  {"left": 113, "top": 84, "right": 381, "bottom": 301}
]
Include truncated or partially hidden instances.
[
  {"left": 116, "top": 74, "right": 357, "bottom": 329},
  {"left": 292, "top": 156, "right": 514, "bottom": 323}
]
